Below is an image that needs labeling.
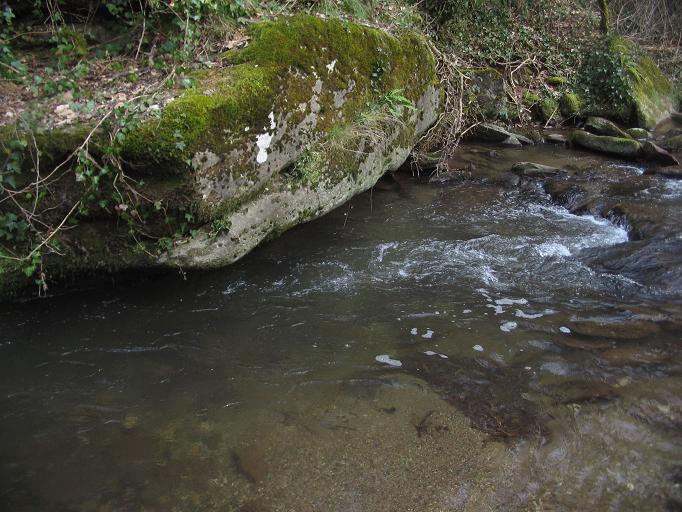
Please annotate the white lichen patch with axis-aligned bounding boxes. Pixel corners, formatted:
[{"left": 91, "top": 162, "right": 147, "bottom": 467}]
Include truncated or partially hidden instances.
[
  {"left": 326, "top": 59, "right": 337, "bottom": 74},
  {"left": 256, "top": 132, "right": 274, "bottom": 164},
  {"left": 255, "top": 111, "right": 277, "bottom": 164}
]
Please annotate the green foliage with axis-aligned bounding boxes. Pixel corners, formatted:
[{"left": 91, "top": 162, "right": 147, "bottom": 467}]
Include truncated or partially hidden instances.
[
  {"left": 0, "top": 136, "right": 27, "bottom": 188},
  {"left": 433, "top": 0, "right": 587, "bottom": 75},
  {"left": 0, "top": 6, "right": 27, "bottom": 79},
  {"left": 52, "top": 27, "right": 88, "bottom": 66},
  {"left": 577, "top": 39, "right": 633, "bottom": 119},
  {"left": 290, "top": 148, "right": 326, "bottom": 187},
  {"left": 209, "top": 216, "right": 232, "bottom": 237},
  {"left": 381, "top": 89, "right": 416, "bottom": 116},
  {"left": 0, "top": 212, "right": 29, "bottom": 243}
]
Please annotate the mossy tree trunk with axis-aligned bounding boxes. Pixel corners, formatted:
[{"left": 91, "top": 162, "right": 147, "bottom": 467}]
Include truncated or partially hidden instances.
[{"left": 598, "top": 0, "right": 610, "bottom": 34}]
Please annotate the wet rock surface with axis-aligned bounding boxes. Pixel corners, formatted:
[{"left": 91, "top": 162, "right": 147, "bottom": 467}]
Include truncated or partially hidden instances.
[{"left": 511, "top": 161, "right": 564, "bottom": 178}]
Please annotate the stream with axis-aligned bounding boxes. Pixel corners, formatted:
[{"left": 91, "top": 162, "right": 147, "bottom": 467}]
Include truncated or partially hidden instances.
[{"left": 1, "top": 142, "right": 681, "bottom": 511}]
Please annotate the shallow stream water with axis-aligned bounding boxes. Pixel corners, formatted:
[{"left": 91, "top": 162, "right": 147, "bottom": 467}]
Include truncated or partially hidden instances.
[{"left": 1, "top": 144, "right": 681, "bottom": 511}]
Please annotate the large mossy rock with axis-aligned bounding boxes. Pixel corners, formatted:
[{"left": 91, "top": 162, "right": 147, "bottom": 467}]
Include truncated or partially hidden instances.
[
  {"left": 579, "top": 36, "right": 674, "bottom": 129},
  {"left": 584, "top": 116, "right": 631, "bottom": 139},
  {"left": 121, "top": 15, "right": 438, "bottom": 217},
  {"left": 0, "top": 14, "right": 440, "bottom": 300},
  {"left": 570, "top": 130, "right": 642, "bottom": 158}
]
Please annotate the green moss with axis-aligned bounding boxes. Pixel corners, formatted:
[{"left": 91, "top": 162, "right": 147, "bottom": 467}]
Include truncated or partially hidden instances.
[
  {"left": 537, "top": 97, "right": 559, "bottom": 122},
  {"left": 628, "top": 47, "right": 674, "bottom": 129},
  {"left": 122, "top": 64, "right": 278, "bottom": 174},
  {"left": 523, "top": 91, "right": 540, "bottom": 107},
  {"left": 559, "top": 93, "right": 583, "bottom": 117},
  {"left": 546, "top": 76, "right": 567, "bottom": 86},
  {"left": 570, "top": 129, "right": 642, "bottom": 158},
  {"left": 0, "top": 123, "right": 98, "bottom": 173},
  {"left": 122, "top": 14, "right": 436, "bottom": 177}
]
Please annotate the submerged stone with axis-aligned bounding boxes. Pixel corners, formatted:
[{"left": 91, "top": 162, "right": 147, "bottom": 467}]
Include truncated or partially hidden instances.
[
  {"left": 600, "top": 345, "right": 669, "bottom": 366},
  {"left": 403, "top": 354, "right": 547, "bottom": 439},
  {"left": 546, "top": 133, "right": 568, "bottom": 144},
  {"left": 568, "top": 318, "right": 661, "bottom": 340},
  {"left": 544, "top": 380, "right": 618, "bottom": 404},
  {"left": 232, "top": 444, "right": 270, "bottom": 483},
  {"left": 511, "top": 162, "right": 564, "bottom": 178}
]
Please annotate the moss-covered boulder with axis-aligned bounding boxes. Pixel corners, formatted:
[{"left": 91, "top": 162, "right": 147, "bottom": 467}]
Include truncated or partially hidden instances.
[
  {"left": 523, "top": 91, "right": 541, "bottom": 108},
  {"left": 536, "top": 97, "right": 559, "bottom": 123},
  {"left": 511, "top": 162, "right": 564, "bottom": 178},
  {"left": 121, "top": 15, "right": 437, "bottom": 216},
  {"left": 0, "top": 14, "right": 441, "bottom": 300},
  {"left": 626, "top": 128, "right": 651, "bottom": 140},
  {"left": 584, "top": 116, "right": 631, "bottom": 139},
  {"left": 579, "top": 36, "right": 674, "bottom": 129},
  {"left": 559, "top": 93, "right": 583, "bottom": 117},
  {"left": 570, "top": 130, "right": 642, "bottom": 159}
]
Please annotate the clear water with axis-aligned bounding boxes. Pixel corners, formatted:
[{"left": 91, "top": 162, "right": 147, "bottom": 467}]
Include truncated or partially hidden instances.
[{"left": 1, "top": 145, "right": 681, "bottom": 511}]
